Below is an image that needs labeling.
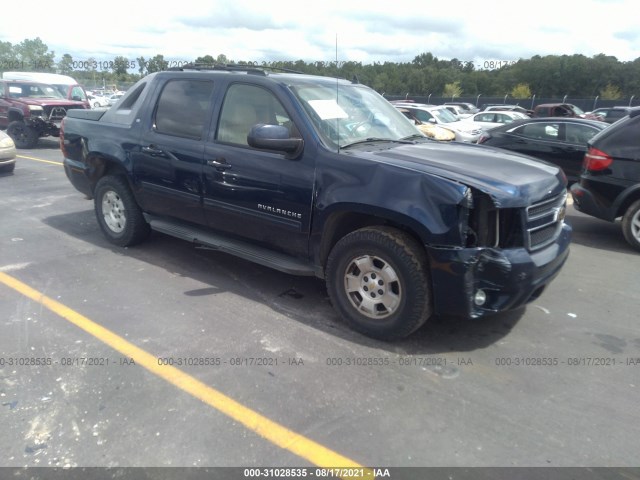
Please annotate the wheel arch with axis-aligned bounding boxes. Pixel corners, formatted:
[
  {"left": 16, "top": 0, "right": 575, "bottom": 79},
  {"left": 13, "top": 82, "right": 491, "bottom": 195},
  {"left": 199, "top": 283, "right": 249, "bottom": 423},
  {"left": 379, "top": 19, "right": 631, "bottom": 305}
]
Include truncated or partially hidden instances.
[
  {"left": 84, "top": 154, "right": 132, "bottom": 196},
  {"left": 613, "top": 184, "right": 640, "bottom": 219},
  {"left": 313, "top": 206, "right": 433, "bottom": 273},
  {"left": 8, "top": 109, "right": 25, "bottom": 123}
]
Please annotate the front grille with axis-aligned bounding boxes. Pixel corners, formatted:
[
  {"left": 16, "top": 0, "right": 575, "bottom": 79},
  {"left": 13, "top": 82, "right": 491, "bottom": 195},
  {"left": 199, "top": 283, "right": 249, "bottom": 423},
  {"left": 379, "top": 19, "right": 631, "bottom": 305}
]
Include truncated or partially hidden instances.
[
  {"left": 525, "top": 191, "right": 567, "bottom": 251},
  {"left": 43, "top": 105, "right": 84, "bottom": 121}
]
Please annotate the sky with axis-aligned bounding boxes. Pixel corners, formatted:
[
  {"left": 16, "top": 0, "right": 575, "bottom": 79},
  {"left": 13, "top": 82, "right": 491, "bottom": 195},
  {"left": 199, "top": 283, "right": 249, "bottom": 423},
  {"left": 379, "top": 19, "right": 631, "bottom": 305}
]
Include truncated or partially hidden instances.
[{"left": 1, "top": 0, "right": 638, "bottom": 69}]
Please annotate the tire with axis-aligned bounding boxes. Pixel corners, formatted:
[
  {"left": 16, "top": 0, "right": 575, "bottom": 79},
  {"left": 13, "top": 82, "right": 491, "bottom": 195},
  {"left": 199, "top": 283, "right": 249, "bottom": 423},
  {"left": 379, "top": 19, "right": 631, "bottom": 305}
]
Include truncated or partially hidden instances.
[
  {"left": 325, "top": 226, "right": 432, "bottom": 340},
  {"left": 0, "top": 162, "right": 15, "bottom": 174},
  {"left": 621, "top": 199, "right": 640, "bottom": 252},
  {"left": 93, "top": 102, "right": 101, "bottom": 108},
  {"left": 94, "top": 175, "right": 150, "bottom": 247},
  {"left": 7, "top": 121, "right": 39, "bottom": 149}
]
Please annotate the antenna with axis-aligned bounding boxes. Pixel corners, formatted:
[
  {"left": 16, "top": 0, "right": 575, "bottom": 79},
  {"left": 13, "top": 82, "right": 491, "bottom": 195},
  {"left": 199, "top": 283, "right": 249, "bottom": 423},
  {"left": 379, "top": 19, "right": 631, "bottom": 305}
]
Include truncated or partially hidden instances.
[{"left": 336, "top": 33, "right": 340, "bottom": 153}]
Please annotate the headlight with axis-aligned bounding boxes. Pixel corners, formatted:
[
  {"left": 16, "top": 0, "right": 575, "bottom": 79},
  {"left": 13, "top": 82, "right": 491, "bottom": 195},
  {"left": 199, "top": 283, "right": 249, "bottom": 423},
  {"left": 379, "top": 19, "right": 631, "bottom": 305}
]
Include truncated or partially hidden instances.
[{"left": 0, "top": 137, "right": 15, "bottom": 148}]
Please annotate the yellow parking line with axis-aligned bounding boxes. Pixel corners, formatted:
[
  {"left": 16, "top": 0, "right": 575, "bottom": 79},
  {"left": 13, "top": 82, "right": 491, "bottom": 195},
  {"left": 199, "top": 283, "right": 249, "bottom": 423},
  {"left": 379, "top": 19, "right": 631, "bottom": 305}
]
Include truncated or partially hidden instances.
[
  {"left": 17, "top": 154, "right": 63, "bottom": 166},
  {"left": 0, "top": 271, "right": 369, "bottom": 475}
]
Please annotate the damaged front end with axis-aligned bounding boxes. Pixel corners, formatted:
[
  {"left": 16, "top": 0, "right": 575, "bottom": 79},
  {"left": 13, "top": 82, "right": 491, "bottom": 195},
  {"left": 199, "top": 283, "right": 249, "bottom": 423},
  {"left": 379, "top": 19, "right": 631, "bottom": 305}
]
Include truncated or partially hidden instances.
[
  {"left": 428, "top": 187, "right": 571, "bottom": 318},
  {"left": 27, "top": 105, "right": 84, "bottom": 137}
]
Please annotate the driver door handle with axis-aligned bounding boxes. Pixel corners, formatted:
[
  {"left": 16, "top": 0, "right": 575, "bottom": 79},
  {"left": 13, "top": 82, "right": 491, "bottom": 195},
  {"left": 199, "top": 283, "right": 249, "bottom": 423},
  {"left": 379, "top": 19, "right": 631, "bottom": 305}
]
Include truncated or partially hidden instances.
[
  {"left": 207, "top": 158, "right": 232, "bottom": 171},
  {"left": 141, "top": 145, "right": 166, "bottom": 156}
]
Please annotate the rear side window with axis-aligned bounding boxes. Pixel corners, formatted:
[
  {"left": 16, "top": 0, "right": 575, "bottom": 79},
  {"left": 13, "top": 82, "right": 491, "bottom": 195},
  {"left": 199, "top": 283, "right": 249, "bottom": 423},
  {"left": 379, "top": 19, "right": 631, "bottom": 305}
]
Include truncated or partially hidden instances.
[
  {"left": 595, "top": 116, "right": 640, "bottom": 159},
  {"left": 565, "top": 124, "right": 599, "bottom": 144},
  {"left": 154, "top": 79, "right": 214, "bottom": 140},
  {"left": 608, "top": 110, "right": 628, "bottom": 121}
]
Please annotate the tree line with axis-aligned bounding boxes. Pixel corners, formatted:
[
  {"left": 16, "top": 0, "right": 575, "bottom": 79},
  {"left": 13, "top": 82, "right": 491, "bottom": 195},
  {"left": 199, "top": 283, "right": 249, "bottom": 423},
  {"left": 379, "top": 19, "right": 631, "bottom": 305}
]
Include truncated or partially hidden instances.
[{"left": 1, "top": 37, "right": 638, "bottom": 99}]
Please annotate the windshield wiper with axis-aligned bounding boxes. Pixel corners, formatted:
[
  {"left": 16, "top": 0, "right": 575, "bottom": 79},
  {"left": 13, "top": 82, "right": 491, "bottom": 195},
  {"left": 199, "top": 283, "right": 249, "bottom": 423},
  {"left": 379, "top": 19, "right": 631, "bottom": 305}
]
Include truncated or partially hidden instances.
[
  {"left": 340, "top": 138, "right": 414, "bottom": 149},
  {"left": 400, "top": 134, "right": 427, "bottom": 141}
]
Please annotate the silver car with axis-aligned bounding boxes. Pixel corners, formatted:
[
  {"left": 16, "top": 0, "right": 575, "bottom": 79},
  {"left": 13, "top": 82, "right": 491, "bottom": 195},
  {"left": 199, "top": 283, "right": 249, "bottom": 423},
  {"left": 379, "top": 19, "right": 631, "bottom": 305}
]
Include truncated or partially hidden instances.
[{"left": 0, "top": 130, "right": 17, "bottom": 173}]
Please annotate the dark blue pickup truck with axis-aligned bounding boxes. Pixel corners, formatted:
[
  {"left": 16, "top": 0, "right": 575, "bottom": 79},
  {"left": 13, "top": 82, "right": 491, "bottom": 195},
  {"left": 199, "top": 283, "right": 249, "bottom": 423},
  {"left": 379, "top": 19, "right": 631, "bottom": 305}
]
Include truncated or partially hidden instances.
[{"left": 61, "top": 66, "right": 571, "bottom": 340}]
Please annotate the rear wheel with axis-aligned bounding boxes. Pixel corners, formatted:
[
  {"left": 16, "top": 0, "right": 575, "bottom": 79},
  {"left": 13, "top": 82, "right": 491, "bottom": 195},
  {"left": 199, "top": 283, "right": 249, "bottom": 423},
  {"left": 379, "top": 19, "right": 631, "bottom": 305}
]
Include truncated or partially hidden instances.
[
  {"left": 94, "top": 175, "right": 150, "bottom": 247},
  {"left": 325, "top": 226, "right": 432, "bottom": 340},
  {"left": 7, "top": 120, "right": 39, "bottom": 149},
  {"left": 621, "top": 199, "right": 640, "bottom": 252}
]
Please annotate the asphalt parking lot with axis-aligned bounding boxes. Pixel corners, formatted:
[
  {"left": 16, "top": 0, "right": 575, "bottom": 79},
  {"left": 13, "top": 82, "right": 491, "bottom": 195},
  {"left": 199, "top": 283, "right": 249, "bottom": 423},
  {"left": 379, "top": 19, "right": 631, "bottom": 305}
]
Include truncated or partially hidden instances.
[{"left": 1, "top": 139, "right": 639, "bottom": 475}]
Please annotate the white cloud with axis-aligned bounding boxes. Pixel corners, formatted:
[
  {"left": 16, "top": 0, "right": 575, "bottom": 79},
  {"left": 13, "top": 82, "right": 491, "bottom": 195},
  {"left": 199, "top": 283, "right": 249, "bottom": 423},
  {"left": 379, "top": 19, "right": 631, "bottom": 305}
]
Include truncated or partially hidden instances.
[{"left": 1, "top": 0, "right": 638, "bottom": 66}]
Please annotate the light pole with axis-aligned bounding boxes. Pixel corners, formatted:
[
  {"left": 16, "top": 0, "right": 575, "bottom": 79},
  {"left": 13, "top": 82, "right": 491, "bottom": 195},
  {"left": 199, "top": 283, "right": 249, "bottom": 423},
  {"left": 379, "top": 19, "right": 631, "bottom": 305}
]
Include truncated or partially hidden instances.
[
  {"left": 593, "top": 95, "right": 599, "bottom": 111},
  {"left": 476, "top": 93, "right": 482, "bottom": 107},
  {"left": 428, "top": 93, "right": 432, "bottom": 104},
  {"left": 503, "top": 94, "right": 508, "bottom": 104},
  {"left": 531, "top": 94, "right": 536, "bottom": 110}
]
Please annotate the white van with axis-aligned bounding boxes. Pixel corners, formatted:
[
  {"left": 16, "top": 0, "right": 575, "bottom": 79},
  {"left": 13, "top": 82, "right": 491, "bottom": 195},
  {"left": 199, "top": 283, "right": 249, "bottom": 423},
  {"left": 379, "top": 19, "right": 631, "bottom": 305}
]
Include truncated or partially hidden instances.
[{"left": 2, "top": 72, "right": 89, "bottom": 107}]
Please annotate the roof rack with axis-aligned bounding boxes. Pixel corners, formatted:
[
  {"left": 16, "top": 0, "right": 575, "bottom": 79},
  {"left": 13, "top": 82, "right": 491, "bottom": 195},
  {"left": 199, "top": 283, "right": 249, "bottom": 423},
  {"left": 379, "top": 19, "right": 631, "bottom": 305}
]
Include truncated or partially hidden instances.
[{"left": 166, "top": 63, "right": 304, "bottom": 76}]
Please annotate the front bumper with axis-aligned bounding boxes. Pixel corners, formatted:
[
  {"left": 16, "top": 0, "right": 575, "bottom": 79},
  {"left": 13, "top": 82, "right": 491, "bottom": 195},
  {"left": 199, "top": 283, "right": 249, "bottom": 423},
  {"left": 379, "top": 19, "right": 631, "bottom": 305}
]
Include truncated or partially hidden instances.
[{"left": 427, "top": 223, "right": 571, "bottom": 318}]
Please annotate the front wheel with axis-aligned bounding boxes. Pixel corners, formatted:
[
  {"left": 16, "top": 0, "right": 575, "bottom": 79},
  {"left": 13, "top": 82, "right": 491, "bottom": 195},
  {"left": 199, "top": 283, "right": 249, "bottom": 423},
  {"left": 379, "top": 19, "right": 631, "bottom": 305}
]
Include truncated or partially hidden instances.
[
  {"left": 325, "top": 227, "right": 432, "bottom": 340},
  {"left": 7, "top": 121, "right": 39, "bottom": 149},
  {"left": 94, "top": 175, "right": 150, "bottom": 247},
  {"left": 622, "top": 199, "right": 640, "bottom": 252}
]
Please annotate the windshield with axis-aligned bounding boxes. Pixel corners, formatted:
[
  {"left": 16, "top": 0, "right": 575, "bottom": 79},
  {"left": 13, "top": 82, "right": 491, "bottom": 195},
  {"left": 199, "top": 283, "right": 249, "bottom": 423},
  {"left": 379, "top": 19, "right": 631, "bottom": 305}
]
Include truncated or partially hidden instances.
[
  {"left": 9, "top": 83, "right": 65, "bottom": 99},
  {"left": 290, "top": 83, "right": 421, "bottom": 149},
  {"left": 568, "top": 104, "right": 585, "bottom": 115},
  {"left": 431, "top": 107, "right": 459, "bottom": 123}
]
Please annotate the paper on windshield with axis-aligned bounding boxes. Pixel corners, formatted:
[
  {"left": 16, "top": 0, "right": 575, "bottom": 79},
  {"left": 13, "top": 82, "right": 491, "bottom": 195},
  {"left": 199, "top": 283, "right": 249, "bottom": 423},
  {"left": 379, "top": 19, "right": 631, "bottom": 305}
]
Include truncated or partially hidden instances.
[{"left": 308, "top": 100, "right": 348, "bottom": 120}]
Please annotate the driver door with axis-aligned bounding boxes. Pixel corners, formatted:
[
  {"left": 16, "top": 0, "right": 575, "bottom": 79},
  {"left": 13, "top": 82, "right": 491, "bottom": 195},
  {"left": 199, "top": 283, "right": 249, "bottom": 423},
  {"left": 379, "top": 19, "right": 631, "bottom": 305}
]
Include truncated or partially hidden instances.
[{"left": 202, "top": 82, "right": 315, "bottom": 258}]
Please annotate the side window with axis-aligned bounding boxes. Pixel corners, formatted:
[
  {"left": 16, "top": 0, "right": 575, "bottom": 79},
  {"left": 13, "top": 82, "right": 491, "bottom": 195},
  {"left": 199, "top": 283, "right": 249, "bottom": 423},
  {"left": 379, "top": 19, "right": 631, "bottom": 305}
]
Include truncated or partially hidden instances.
[
  {"left": 608, "top": 110, "right": 626, "bottom": 121},
  {"left": 154, "top": 79, "right": 214, "bottom": 140},
  {"left": 566, "top": 124, "right": 598, "bottom": 144},
  {"left": 477, "top": 113, "right": 495, "bottom": 122},
  {"left": 519, "top": 123, "right": 560, "bottom": 140},
  {"left": 413, "top": 110, "right": 433, "bottom": 123},
  {"left": 71, "top": 86, "right": 86, "bottom": 101},
  {"left": 217, "top": 83, "right": 298, "bottom": 146}
]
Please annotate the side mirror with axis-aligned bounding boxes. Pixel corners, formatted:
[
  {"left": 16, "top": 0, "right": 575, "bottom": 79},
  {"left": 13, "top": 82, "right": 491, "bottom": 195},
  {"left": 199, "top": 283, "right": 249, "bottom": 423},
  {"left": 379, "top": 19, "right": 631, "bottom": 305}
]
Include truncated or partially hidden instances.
[{"left": 248, "top": 124, "right": 303, "bottom": 158}]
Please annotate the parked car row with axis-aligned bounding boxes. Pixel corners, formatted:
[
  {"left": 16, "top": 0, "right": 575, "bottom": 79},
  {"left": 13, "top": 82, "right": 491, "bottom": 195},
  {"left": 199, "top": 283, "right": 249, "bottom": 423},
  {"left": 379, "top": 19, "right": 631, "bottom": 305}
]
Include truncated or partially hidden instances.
[
  {"left": 477, "top": 118, "right": 607, "bottom": 182},
  {"left": 391, "top": 102, "right": 484, "bottom": 142},
  {"left": 86, "top": 90, "right": 126, "bottom": 107}
]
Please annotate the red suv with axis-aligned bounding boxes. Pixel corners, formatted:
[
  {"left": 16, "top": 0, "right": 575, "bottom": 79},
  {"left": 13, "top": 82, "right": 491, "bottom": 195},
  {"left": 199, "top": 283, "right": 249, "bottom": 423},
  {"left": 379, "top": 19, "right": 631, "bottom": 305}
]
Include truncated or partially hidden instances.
[
  {"left": 0, "top": 80, "right": 87, "bottom": 148},
  {"left": 533, "top": 103, "right": 602, "bottom": 120}
]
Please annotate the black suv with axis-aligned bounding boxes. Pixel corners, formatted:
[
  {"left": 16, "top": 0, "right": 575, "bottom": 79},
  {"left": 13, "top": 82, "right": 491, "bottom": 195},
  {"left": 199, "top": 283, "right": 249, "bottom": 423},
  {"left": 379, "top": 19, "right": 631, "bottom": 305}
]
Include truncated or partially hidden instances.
[
  {"left": 570, "top": 108, "right": 640, "bottom": 251},
  {"left": 589, "top": 106, "right": 632, "bottom": 124}
]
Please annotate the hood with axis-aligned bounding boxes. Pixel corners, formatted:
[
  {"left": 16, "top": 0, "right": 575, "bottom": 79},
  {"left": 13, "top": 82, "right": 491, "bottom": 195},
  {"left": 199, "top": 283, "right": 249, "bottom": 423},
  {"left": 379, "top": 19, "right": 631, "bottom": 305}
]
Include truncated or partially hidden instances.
[
  {"left": 349, "top": 140, "right": 566, "bottom": 208},
  {"left": 17, "top": 97, "right": 86, "bottom": 107}
]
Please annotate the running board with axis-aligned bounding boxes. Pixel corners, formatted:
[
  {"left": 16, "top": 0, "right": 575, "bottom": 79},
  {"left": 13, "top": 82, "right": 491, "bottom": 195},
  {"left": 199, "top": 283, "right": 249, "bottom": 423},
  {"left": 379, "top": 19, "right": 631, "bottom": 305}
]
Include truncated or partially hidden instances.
[{"left": 144, "top": 214, "right": 319, "bottom": 277}]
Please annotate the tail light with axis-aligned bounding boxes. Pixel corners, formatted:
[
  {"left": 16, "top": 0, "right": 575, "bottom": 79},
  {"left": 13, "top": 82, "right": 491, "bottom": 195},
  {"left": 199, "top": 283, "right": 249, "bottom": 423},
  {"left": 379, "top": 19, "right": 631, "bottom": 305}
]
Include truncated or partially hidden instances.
[
  {"left": 477, "top": 133, "right": 490, "bottom": 144},
  {"left": 583, "top": 147, "right": 613, "bottom": 171}
]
